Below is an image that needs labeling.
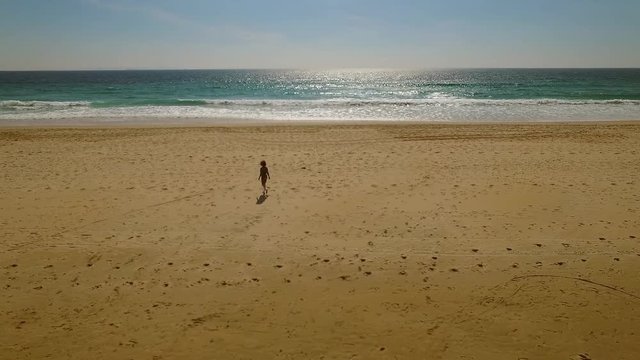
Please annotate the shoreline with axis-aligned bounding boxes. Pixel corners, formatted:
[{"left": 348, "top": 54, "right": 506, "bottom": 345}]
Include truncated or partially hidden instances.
[{"left": 1, "top": 117, "right": 640, "bottom": 128}]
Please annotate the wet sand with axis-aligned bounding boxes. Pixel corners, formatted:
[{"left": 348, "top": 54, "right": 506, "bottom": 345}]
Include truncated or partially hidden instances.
[{"left": 1, "top": 122, "right": 639, "bottom": 359}]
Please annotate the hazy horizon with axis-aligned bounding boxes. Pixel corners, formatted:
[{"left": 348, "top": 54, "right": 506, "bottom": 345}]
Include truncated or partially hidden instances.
[
  {"left": 4, "top": 66, "right": 640, "bottom": 72},
  {"left": 1, "top": 0, "right": 639, "bottom": 71}
]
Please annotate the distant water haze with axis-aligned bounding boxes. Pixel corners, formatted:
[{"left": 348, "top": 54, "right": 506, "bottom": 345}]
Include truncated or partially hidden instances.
[{"left": 1, "top": 69, "right": 639, "bottom": 123}]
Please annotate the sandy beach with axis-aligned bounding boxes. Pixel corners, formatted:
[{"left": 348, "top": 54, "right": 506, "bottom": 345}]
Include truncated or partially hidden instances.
[{"left": 1, "top": 122, "right": 639, "bottom": 359}]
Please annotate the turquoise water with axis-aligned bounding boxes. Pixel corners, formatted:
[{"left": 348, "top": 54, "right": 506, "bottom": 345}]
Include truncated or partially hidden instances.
[{"left": 1, "top": 69, "right": 639, "bottom": 122}]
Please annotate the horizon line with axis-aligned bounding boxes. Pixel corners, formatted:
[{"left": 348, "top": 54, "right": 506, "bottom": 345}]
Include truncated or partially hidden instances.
[{"left": 1, "top": 66, "right": 640, "bottom": 72}]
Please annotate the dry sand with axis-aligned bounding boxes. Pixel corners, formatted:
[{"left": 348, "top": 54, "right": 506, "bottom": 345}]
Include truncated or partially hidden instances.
[{"left": 1, "top": 122, "right": 639, "bottom": 359}]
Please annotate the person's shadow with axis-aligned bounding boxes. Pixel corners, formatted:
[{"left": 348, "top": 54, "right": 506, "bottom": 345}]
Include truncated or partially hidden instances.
[{"left": 256, "top": 194, "right": 268, "bottom": 205}]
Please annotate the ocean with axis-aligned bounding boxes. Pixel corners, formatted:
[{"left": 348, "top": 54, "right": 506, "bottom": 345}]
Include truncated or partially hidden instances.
[{"left": 1, "top": 69, "right": 639, "bottom": 123}]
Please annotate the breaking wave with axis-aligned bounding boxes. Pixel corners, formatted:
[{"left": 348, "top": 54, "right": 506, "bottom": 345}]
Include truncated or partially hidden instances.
[
  {"left": 1, "top": 97, "right": 639, "bottom": 123},
  {"left": 0, "top": 100, "right": 91, "bottom": 110}
]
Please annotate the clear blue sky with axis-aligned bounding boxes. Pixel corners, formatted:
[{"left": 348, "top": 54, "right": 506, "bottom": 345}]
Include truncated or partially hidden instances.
[{"left": 1, "top": 0, "right": 639, "bottom": 70}]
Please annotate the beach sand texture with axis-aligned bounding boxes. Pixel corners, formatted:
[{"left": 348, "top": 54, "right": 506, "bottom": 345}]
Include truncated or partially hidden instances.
[{"left": 1, "top": 123, "right": 639, "bottom": 359}]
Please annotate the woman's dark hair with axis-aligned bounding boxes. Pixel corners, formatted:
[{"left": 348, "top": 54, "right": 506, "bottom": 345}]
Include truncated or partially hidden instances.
[{"left": 260, "top": 160, "right": 266, "bottom": 166}]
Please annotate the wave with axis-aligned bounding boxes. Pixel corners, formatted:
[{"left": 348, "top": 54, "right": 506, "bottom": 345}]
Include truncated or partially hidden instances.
[
  {"left": 90, "top": 99, "right": 209, "bottom": 107},
  {"left": 2, "top": 98, "right": 639, "bottom": 113},
  {"left": 0, "top": 100, "right": 91, "bottom": 110},
  {"left": 199, "top": 98, "right": 640, "bottom": 107}
]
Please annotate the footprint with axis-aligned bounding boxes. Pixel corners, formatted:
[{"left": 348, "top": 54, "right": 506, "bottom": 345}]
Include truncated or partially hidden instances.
[
  {"left": 87, "top": 253, "right": 102, "bottom": 267},
  {"left": 570, "top": 353, "right": 592, "bottom": 360}
]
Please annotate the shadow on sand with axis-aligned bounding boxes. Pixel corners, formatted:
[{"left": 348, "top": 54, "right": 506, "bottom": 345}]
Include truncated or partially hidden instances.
[{"left": 256, "top": 194, "right": 268, "bottom": 205}]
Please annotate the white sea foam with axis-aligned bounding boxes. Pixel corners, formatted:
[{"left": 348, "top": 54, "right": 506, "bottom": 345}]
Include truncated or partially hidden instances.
[
  {"left": 0, "top": 98, "right": 639, "bottom": 123},
  {"left": 0, "top": 100, "right": 91, "bottom": 110}
]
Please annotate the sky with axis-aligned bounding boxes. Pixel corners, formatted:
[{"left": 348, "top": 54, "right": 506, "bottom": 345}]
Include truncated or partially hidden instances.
[{"left": 1, "top": 0, "right": 639, "bottom": 70}]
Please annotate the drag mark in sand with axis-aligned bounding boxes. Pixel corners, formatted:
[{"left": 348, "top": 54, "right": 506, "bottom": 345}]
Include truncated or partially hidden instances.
[
  {"left": 63, "top": 188, "right": 216, "bottom": 233},
  {"left": 511, "top": 274, "right": 640, "bottom": 301},
  {"left": 8, "top": 189, "right": 216, "bottom": 251}
]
